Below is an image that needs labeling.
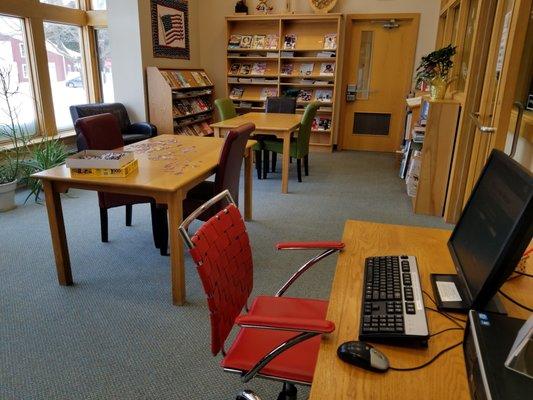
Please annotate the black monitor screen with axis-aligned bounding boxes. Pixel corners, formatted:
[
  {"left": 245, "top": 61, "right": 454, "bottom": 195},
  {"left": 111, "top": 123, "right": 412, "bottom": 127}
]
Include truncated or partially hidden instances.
[{"left": 449, "top": 150, "right": 533, "bottom": 308}]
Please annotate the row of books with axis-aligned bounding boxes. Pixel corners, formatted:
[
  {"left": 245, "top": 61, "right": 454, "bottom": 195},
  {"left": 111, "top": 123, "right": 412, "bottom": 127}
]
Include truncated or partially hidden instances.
[
  {"left": 229, "top": 87, "right": 278, "bottom": 100},
  {"left": 283, "top": 33, "right": 337, "bottom": 50},
  {"left": 174, "top": 121, "right": 213, "bottom": 136},
  {"left": 228, "top": 77, "right": 278, "bottom": 84},
  {"left": 312, "top": 117, "right": 332, "bottom": 131},
  {"left": 172, "top": 89, "right": 212, "bottom": 99},
  {"left": 293, "top": 89, "right": 333, "bottom": 103},
  {"left": 281, "top": 62, "right": 335, "bottom": 76},
  {"left": 161, "top": 70, "right": 212, "bottom": 89},
  {"left": 229, "top": 62, "right": 270, "bottom": 76},
  {"left": 228, "top": 34, "right": 278, "bottom": 50},
  {"left": 172, "top": 98, "right": 211, "bottom": 118}
]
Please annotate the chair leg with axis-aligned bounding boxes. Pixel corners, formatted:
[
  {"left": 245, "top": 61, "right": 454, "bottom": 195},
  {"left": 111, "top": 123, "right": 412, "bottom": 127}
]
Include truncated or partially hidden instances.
[
  {"left": 150, "top": 202, "right": 161, "bottom": 249},
  {"left": 158, "top": 208, "right": 169, "bottom": 256},
  {"left": 296, "top": 158, "right": 302, "bottom": 182},
  {"left": 99, "top": 208, "right": 109, "bottom": 243},
  {"left": 125, "top": 204, "right": 132, "bottom": 226},
  {"left": 276, "top": 382, "right": 297, "bottom": 400},
  {"left": 304, "top": 154, "right": 309, "bottom": 176},
  {"left": 271, "top": 152, "right": 277, "bottom": 172},
  {"left": 254, "top": 150, "right": 262, "bottom": 180},
  {"left": 262, "top": 149, "right": 269, "bottom": 179}
]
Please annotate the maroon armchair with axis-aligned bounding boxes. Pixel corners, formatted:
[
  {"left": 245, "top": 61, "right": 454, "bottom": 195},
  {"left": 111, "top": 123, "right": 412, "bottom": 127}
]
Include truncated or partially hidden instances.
[
  {"left": 156, "top": 123, "right": 254, "bottom": 256},
  {"left": 74, "top": 113, "right": 165, "bottom": 249}
]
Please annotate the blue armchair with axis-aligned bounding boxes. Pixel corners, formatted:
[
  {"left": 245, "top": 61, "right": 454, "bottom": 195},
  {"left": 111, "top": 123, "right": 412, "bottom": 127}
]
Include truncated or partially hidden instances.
[{"left": 70, "top": 103, "right": 157, "bottom": 150}]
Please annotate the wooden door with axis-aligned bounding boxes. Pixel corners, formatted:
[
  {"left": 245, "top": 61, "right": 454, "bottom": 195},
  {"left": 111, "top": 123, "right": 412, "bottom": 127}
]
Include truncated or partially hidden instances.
[
  {"left": 465, "top": 0, "right": 531, "bottom": 195},
  {"left": 340, "top": 14, "right": 419, "bottom": 152}
]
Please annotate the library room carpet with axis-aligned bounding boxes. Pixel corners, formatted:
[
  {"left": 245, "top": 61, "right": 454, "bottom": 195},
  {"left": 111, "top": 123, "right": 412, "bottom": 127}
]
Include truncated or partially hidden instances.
[{"left": 0, "top": 150, "right": 450, "bottom": 400}]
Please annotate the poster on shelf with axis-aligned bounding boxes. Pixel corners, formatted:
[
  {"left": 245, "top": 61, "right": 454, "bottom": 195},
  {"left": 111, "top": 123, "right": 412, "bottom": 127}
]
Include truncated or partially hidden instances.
[{"left": 151, "top": 0, "right": 190, "bottom": 59}]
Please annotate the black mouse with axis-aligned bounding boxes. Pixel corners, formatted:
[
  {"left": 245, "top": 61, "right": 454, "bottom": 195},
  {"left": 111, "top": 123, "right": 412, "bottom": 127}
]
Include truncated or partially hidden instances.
[{"left": 337, "top": 341, "right": 389, "bottom": 372}]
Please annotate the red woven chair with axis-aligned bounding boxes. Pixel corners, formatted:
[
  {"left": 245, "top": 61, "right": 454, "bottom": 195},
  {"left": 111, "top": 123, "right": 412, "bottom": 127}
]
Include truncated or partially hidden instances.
[
  {"left": 179, "top": 190, "right": 344, "bottom": 400},
  {"left": 74, "top": 113, "right": 165, "bottom": 249}
]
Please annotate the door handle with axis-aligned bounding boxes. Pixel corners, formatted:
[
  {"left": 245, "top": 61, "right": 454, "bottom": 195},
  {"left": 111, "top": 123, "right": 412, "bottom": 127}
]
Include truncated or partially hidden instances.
[
  {"left": 509, "top": 101, "right": 524, "bottom": 158},
  {"left": 469, "top": 112, "right": 496, "bottom": 134}
]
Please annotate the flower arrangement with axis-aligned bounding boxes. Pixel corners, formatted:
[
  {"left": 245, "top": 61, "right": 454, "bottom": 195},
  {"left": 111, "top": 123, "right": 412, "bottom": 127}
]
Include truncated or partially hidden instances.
[{"left": 415, "top": 44, "right": 457, "bottom": 99}]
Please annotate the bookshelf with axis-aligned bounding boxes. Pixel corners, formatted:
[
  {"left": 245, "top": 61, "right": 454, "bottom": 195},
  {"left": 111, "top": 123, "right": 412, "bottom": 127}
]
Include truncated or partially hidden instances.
[
  {"left": 402, "top": 97, "right": 461, "bottom": 217},
  {"left": 226, "top": 14, "right": 342, "bottom": 151},
  {"left": 147, "top": 67, "right": 215, "bottom": 136}
]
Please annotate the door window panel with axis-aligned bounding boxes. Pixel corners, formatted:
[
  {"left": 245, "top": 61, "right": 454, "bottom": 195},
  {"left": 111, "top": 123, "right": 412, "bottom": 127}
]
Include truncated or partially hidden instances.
[
  {"left": 95, "top": 28, "right": 114, "bottom": 102},
  {"left": 44, "top": 22, "right": 87, "bottom": 130},
  {"left": 457, "top": 0, "right": 479, "bottom": 91},
  {"left": 0, "top": 15, "right": 37, "bottom": 139},
  {"left": 355, "top": 31, "right": 373, "bottom": 100}
]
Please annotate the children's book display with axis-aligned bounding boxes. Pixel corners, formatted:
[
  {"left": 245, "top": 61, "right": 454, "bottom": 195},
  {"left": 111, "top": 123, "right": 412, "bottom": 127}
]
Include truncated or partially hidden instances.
[{"left": 228, "top": 34, "right": 279, "bottom": 49}]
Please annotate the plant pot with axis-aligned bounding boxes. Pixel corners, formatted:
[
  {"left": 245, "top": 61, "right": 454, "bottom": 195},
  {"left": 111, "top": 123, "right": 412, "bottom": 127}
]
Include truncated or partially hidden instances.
[
  {"left": 430, "top": 77, "right": 448, "bottom": 100},
  {"left": 0, "top": 179, "right": 17, "bottom": 212}
]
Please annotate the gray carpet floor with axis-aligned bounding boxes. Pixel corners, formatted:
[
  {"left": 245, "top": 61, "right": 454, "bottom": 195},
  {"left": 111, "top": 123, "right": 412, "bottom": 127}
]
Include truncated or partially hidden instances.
[{"left": 0, "top": 150, "right": 451, "bottom": 400}]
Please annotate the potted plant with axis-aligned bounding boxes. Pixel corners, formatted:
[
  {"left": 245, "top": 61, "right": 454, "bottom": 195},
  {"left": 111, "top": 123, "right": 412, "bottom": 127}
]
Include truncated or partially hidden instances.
[
  {"left": 415, "top": 44, "right": 456, "bottom": 100},
  {"left": 0, "top": 66, "right": 30, "bottom": 212}
]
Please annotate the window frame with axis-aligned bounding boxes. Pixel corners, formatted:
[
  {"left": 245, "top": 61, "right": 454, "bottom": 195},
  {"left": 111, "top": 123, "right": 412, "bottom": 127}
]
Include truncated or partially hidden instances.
[{"left": 0, "top": 0, "right": 108, "bottom": 139}]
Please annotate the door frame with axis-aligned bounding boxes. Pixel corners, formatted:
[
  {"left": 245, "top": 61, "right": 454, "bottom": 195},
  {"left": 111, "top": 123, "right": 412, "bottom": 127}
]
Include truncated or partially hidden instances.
[{"left": 338, "top": 13, "right": 420, "bottom": 151}]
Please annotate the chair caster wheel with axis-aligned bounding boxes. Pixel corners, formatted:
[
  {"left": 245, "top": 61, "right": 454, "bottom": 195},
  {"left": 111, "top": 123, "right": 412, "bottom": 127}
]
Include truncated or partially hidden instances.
[
  {"left": 236, "top": 389, "right": 262, "bottom": 400},
  {"left": 277, "top": 382, "right": 297, "bottom": 400}
]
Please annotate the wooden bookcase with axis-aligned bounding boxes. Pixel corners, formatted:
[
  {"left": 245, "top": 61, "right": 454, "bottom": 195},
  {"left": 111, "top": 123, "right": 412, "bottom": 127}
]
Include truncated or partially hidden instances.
[
  {"left": 407, "top": 97, "right": 461, "bottom": 217},
  {"left": 147, "top": 67, "right": 215, "bottom": 136},
  {"left": 225, "top": 14, "right": 343, "bottom": 151}
]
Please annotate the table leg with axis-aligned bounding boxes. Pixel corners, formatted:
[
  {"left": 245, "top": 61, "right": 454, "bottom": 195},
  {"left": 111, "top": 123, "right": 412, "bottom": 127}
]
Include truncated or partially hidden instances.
[
  {"left": 282, "top": 132, "right": 290, "bottom": 194},
  {"left": 43, "top": 180, "right": 73, "bottom": 285},
  {"left": 213, "top": 127, "right": 221, "bottom": 138},
  {"left": 166, "top": 191, "right": 185, "bottom": 305},
  {"left": 244, "top": 147, "right": 253, "bottom": 220}
]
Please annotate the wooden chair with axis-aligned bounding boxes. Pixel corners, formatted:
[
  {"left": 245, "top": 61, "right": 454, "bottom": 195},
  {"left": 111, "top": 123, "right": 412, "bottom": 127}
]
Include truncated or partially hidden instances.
[
  {"left": 74, "top": 113, "right": 164, "bottom": 249},
  {"left": 179, "top": 190, "right": 344, "bottom": 400}
]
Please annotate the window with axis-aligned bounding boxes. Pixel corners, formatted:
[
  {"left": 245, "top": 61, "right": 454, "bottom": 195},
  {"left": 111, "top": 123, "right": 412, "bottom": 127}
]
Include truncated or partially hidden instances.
[
  {"left": 44, "top": 22, "right": 87, "bottom": 130},
  {"left": 457, "top": 0, "right": 479, "bottom": 91},
  {"left": 0, "top": 15, "right": 37, "bottom": 139},
  {"left": 40, "top": 0, "right": 79, "bottom": 9},
  {"left": 91, "top": 0, "right": 107, "bottom": 10},
  {"left": 19, "top": 42, "right": 26, "bottom": 58},
  {"left": 95, "top": 28, "right": 114, "bottom": 102}
]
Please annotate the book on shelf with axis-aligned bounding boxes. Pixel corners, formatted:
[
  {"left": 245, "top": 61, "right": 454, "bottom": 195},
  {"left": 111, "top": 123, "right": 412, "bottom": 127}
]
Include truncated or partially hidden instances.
[
  {"left": 280, "top": 51, "right": 294, "bottom": 58},
  {"left": 311, "top": 116, "right": 332, "bottom": 131},
  {"left": 299, "top": 63, "right": 314, "bottom": 76},
  {"left": 239, "top": 64, "right": 252, "bottom": 75},
  {"left": 230, "top": 87, "right": 245, "bottom": 99},
  {"left": 251, "top": 34, "right": 266, "bottom": 49},
  {"left": 283, "top": 34, "right": 297, "bottom": 49},
  {"left": 240, "top": 35, "right": 253, "bottom": 48},
  {"left": 260, "top": 87, "right": 278, "bottom": 100},
  {"left": 175, "top": 71, "right": 190, "bottom": 87},
  {"left": 296, "top": 89, "right": 313, "bottom": 102},
  {"left": 281, "top": 63, "right": 294, "bottom": 75},
  {"left": 251, "top": 62, "right": 266, "bottom": 75},
  {"left": 324, "top": 33, "right": 337, "bottom": 49},
  {"left": 228, "top": 34, "right": 242, "bottom": 49},
  {"left": 229, "top": 63, "right": 241, "bottom": 74},
  {"left": 317, "top": 51, "right": 336, "bottom": 58},
  {"left": 199, "top": 71, "right": 212, "bottom": 85},
  {"left": 315, "top": 89, "right": 333, "bottom": 103},
  {"left": 265, "top": 34, "right": 278, "bottom": 49},
  {"left": 319, "top": 62, "right": 335, "bottom": 76},
  {"left": 190, "top": 71, "right": 206, "bottom": 86}
]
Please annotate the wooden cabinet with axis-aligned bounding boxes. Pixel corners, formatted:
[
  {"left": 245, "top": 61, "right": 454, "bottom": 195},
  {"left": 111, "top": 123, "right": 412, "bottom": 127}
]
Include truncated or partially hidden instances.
[
  {"left": 147, "top": 67, "right": 215, "bottom": 136},
  {"left": 226, "top": 14, "right": 343, "bottom": 151}
]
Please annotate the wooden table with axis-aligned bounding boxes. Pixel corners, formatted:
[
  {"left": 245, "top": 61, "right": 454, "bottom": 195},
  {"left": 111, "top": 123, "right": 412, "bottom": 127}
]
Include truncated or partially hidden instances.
[
  {"left": 211, "top": 112, "right": 301, "bottom": 194},
  {"left": 309, "top": 220, "right": 532, "bottom": 400},
  {"left": 34, "top": 135, "right": 255, "bottom": 306}
]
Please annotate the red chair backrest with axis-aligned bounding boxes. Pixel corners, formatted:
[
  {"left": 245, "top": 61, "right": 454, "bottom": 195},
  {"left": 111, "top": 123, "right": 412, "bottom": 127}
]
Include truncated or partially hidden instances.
[
  {"left": 189, "top": 203, "right": 253, "bottom": 356},
  {"left": 214, "top": 123, "right": 255, "bottom": 205},
  {"left": 74, "top": 113, "right": 124, "bottom": 150}
]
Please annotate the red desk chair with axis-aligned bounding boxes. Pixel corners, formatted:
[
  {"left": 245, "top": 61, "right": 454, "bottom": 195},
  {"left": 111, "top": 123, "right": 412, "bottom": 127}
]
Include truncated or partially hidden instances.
[
  {"left": 179, "top": 190, "right": 344, "bottom": 400},
  {"left": 74, "top": 113, "right": 165, "bottom": 249}
]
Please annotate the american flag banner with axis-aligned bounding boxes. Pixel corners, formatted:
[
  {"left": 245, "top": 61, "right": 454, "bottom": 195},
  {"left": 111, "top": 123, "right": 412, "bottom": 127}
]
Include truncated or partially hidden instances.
[{"left": 161, "top": 13, "right": 185, "bottom": 46}]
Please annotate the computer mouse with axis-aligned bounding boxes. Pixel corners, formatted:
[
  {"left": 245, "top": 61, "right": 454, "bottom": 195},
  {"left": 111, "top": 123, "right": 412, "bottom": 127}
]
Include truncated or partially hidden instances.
[{"left": 337, "top": 341, "right": 389, "bottom": 372}]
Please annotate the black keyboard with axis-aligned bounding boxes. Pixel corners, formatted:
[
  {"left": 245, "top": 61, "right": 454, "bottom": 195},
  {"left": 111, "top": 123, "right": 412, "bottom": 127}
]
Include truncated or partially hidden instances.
[{"left": 359, "top": 255, "right": 429, "bottom": 346}]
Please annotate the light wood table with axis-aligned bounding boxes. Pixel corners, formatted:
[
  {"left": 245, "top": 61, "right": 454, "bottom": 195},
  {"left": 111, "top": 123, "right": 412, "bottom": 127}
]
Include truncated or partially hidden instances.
[
  {"left": 211, "top": 112, "right": 301, "bottom": 194},
  {"left": 34, "top": 135, "right": 255, "bottom": 306},
  {"left": 310, "top": 220, "right": 531, "bottom": 400}
]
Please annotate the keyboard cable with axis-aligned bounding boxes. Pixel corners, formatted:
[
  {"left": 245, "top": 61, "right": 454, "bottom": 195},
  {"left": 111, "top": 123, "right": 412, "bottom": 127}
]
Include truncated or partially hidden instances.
[
  {"left": 389, "top": 341, "right": 463, "bottom": 372},
  {"left": 422, "top": 290, "right": 467, "bottom": 324}
]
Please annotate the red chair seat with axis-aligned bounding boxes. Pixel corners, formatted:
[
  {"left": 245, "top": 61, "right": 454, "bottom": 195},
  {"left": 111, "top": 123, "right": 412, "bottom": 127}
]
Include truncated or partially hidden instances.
[{"left": 221, "top": 296, "right": 328, "bottom": 383}]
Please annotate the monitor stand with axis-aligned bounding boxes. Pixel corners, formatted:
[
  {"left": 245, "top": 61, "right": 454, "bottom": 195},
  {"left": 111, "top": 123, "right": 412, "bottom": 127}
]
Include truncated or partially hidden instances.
[{"left": 430, "top": 274, "right": 507, "bottom": 315}]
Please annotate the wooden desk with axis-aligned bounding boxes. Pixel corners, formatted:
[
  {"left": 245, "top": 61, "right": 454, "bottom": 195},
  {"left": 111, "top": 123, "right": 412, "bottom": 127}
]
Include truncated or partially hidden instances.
[
  {"left": 211, "top": 112, "right": 301, "bottom": 194},
  {"left": 310, "top": 220, "right": 531, "bottom": 400},
  {"left": 34, "top": 135, "right": 255, "bottom": 306}
]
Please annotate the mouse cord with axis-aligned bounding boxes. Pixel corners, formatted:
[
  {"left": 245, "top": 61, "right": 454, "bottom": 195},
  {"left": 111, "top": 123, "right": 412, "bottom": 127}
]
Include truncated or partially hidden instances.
[
  {"left": 429, "top": 327, "right": 463, "bottom": 338},
  {"left": 422, "top": 290, "right": 467, "bottom": 324},
  {"left": 389, "top": 341, "right": 463, "bottom": 372},
  {"left": 498, "top": 290, "right": 533, "bottom": 312},
  {"left": 425, "top": 307, "right": 465, "bottom": 328}
]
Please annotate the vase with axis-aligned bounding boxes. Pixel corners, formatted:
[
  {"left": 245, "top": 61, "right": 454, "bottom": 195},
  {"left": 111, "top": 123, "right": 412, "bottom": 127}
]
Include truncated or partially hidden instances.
[
  {"left": 429, "top": 77, "right": 448, "bottom": 100},
  {"left": 0, "top": 179, "right": 17, "bottom": 212}
]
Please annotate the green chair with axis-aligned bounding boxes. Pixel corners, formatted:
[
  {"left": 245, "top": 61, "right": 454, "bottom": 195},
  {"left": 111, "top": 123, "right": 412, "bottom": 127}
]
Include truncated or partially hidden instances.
[
  {"left": 214, "top": 98, "right": 263, "bottom": 179},
  {"left": 262, "top": 102, "right": 319, "bottom": 182}
]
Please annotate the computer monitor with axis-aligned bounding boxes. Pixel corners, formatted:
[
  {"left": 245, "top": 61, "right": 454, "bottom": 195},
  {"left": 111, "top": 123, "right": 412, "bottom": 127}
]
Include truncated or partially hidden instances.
[{"left": 431, "top": 150, "right": 533, "bottom": 313}]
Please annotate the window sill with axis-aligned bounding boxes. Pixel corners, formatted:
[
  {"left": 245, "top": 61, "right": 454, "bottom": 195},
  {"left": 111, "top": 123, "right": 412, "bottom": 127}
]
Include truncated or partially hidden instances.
[{"left": 0, "top": 130, "right": 77, "bottom": 151}]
